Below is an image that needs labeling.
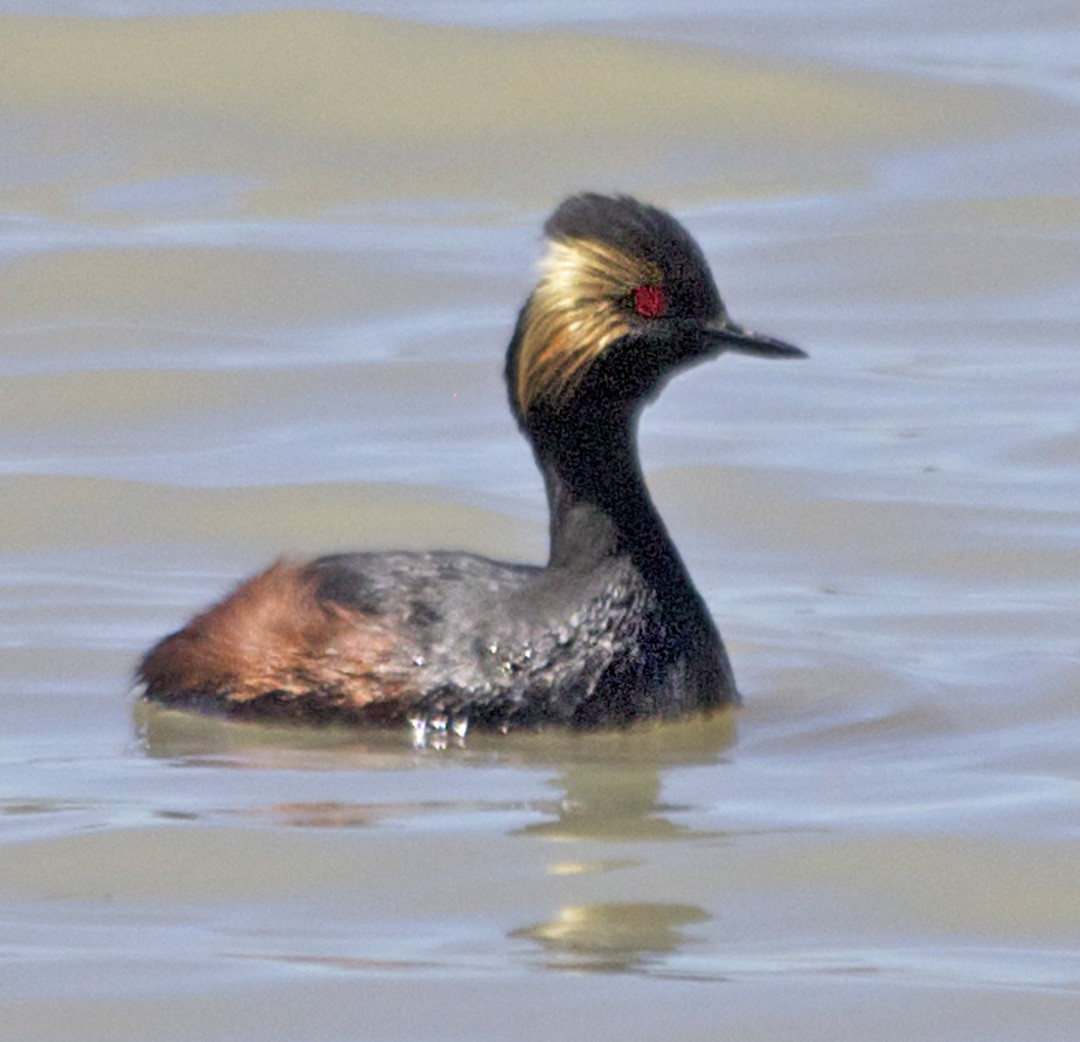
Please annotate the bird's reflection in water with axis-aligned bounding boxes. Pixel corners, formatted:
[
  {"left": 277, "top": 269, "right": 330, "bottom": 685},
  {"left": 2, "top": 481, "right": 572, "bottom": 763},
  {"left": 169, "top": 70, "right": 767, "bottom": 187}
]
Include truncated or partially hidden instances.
[
  {"left": 509, "top": 714, "right": 732, "bottom": 976},
  {"left": 514, "top": 902, "right": 710, "bottom": 975},
  {"left": 135, "top": 701, "right": 737, "bottom": 840},
  {"left": 517, "top": 709, "right": 737, "bottom": 842}
]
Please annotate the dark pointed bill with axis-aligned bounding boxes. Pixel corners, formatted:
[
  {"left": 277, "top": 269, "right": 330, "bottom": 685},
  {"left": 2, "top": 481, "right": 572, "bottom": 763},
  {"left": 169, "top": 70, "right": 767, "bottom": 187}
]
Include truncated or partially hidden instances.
[{"left": 707, "top": 320, "right": 808, "bottom": 359}]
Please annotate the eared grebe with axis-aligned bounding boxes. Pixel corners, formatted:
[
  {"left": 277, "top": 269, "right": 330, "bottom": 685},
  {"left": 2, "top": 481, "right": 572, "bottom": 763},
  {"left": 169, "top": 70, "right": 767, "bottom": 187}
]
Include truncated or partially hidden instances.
[{"left": 137, "top": 193, "right": 805, "bottom": 730}]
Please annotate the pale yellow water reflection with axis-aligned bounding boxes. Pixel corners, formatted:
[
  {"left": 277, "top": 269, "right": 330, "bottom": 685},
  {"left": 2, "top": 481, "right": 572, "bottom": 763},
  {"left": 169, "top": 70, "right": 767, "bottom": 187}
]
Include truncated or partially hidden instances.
[
  {"left": 2, "top": 4, "right": 1079, "bottom": 1041},
  {"left": 516, "top": 901, "right": 711, "bottom": 975}
]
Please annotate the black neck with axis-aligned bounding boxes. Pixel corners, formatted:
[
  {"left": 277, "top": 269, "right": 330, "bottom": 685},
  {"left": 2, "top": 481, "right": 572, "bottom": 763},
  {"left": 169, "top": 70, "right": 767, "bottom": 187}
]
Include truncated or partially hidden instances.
[{"left": 532, "top": 410, "right": 688, "bottom": 590}]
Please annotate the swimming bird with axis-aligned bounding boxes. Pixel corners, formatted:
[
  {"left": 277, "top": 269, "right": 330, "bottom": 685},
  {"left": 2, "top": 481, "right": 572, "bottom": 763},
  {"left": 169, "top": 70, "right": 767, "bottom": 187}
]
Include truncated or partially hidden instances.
[{"left": 137, "top": 193, "right": 805, "bottom": 731}]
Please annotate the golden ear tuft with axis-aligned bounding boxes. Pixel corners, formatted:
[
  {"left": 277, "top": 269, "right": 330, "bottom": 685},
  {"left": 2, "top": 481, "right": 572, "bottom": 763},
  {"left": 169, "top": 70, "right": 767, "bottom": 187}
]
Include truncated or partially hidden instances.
[{"left": 514, "top": 237, "right": 663, "bottom": 415}]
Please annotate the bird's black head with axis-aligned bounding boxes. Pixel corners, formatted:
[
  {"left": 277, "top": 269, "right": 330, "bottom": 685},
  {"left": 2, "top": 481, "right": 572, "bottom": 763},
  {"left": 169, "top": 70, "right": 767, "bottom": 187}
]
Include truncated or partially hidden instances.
[{"left": 506, "top": 193, "right": 804, "bottom": 438}]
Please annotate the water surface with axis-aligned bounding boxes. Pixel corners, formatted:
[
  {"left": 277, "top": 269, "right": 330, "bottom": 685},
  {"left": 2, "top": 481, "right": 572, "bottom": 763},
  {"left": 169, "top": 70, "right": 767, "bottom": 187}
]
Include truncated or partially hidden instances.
[{"left": 1, "top": 4, "right": 1079, "bottom": 1040}]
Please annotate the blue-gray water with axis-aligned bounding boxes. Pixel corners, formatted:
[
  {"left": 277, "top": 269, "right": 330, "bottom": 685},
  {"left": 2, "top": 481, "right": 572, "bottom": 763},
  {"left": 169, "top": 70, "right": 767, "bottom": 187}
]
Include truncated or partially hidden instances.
[{"left": 1, "top": 4, "right": 1078, "bottom": 1040}]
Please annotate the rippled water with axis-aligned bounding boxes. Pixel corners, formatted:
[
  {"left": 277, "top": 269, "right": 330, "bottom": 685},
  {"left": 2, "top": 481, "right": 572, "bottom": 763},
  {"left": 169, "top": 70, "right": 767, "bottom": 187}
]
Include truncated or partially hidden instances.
[{"left": 2, "top": 4, "right": 1079, "bottom": 1040}]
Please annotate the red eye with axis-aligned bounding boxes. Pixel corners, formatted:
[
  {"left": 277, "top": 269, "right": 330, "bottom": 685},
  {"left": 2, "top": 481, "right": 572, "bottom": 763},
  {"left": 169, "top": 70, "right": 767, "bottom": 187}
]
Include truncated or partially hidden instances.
[{"left": 633, "top": 284, "right": 667, "bottom": 319}]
